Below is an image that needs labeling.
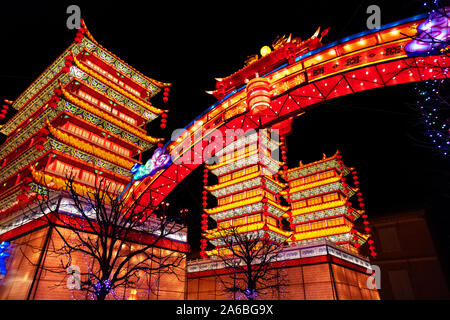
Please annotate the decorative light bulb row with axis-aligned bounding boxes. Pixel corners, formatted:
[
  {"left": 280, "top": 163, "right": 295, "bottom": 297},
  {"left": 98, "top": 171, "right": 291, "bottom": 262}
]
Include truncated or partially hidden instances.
[{"left": 200, "top": 167, "right": 209, "bottom": 258}]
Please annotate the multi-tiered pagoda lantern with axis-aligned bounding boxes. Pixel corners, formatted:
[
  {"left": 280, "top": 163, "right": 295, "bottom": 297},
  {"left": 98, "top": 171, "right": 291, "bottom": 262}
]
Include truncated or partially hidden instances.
[
  {"left": 0, "top": 20, "right": 190, "bottom": 300},
  {"left": 0, "top": 20, "right": 170, "bottom": 225},
  {"left": 281, "top": 151, "right": 368, "bottom": 253},
  {"left": 202, "top": 129, "right": 291, "bottom": 256}
]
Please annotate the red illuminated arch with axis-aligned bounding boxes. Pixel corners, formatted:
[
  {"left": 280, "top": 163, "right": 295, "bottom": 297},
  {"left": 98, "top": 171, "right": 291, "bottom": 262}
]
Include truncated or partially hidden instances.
[{"left": 123, "top": 12, "right": 448, "bottom": 209}]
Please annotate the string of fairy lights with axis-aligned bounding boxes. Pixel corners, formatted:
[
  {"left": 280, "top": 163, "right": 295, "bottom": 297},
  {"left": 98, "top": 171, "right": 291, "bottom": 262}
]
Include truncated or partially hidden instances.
[
  {"left": 415, "top": 78, "right": 450, "bottom": 157},
  {"left": 415, "top": 0, "right": 450, "bottom": 158}
]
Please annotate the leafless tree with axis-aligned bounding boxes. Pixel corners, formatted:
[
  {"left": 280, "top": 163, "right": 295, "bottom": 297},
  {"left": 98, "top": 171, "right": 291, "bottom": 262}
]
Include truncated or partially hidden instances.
[
  {"left": 22, "top": 170, "right": 186, "bottom": 300},
  {"left": 211, "top": 227, "right": 288, "bottom": 300}
]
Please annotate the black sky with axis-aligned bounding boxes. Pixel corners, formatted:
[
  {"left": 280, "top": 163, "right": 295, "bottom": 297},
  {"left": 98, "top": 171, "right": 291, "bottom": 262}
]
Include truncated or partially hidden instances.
[{"left": 0, "top": 1, "right": 448, "bottom": 265}]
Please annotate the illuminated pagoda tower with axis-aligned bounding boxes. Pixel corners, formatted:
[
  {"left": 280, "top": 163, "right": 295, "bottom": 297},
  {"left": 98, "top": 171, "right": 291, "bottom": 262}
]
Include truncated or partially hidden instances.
[
  {"left": 0, "top": 21, "right": 188, "bottom": 300},
  {"left": 0, "top": 20, "right": 168, "bottom": 228},
  {"left": 187, "top": 29, "right": 379, "bottom": 299},
  {"left": 282, "top": 151, "right": 369, "bottom": 253},
  {"left": 202, "top": 129, "right": 291, "bottom": 257},
  {"left": 188, "top": 148, "right": 379, "bottom": 300}
]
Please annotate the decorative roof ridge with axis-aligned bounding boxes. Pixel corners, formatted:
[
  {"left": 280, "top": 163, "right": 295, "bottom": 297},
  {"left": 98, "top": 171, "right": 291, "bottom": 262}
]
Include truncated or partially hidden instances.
[
  {"left": 286, "top": 150, "right": 345, "bottom": 174},
  {"left": 0, "top": 185, "right": 23, "bottom": 205},
  {"left": 207, "top": 150, "right": 284, "bottom": 171},
  {"left": 264, "top": 175, "right": 287, "bottom": 188},
  {"left": 266, "top": 198, "right": 290, "bottom": 211},
  {"left": 283, "top": 175, "right": 343, "bottom": 194},
  {"left": 353, "top": 230, "right": 370, "bottom": 242},
  {"left": 212, "top": 44, "right": 285, "bottom": 90},
  {"left": 9, "top": 47, "right": 75, "bottom": 112},
  {"left": 49, "top": 149, "right": 131, "bottom": 183},
  {"left": 60, "top": 111, "right": 143, "bottom": 153},
  {"left": 81, "top": 19, "right": 171, "bottom": 89},
  {"left": 292, "top": 225, "right": 353, "bottom": 241},
  {"left": 205, "top": 222, "right": 292, "bottom": 239},
  {"left": 61, "top": 86, "right": 163, "bottom": 145},
  {"left": 72, "top": 52, "right": 167, "bottom": 115},
  {"left": 46, "top": 120, "right": 135, "bottom": 169},
  {"left": 204, "top": 171, "right": 261, "bottom": 191},
  {"left": 291, "top": 199, "right": 347, "bottom": 215},
  {"left": 0, "top": 191, "right": 38, "bottom": 221},
  {"left": 69, "top": 66, "right": 158, "bottom": 122},
  {"left": 205, "top": 195, "right": 263, "bottom": 214},
  {"left": 206, "top": 149, "right": 260, "bottom": 170},
  {"left": 0, "top": 145, "right": 52, "bottom": 188},
  {"left": 29, "top": 166, "right": 116, "bottom": 200}
]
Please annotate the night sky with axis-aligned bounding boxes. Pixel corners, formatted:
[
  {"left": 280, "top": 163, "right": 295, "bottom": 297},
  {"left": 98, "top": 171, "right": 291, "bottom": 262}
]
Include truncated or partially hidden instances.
[{"left": 0, "top": 1, "right": 448, "bottom": 269}]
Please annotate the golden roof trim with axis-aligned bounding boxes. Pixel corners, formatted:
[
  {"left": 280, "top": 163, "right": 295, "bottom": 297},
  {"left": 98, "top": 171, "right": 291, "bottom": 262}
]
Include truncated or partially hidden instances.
[
  {"left": 286, "top": 150, "right": 341, "bottom": 174},
  {"left": 72, "top": 52, "right": 167, "bottom": 115},
  {"left": 81, "top": 19, "right": 171, "bottom": 89},
  {"left": 205, "top": 195, "right": 263, "bottom": 214},
  {"left": 30, "top": 166, "right": 115, "bottom": 201},
  {"left": 61, "top": 86, "right": 163, "bottom": 144},
  {"left": 46, "top": 120, "right": 135, "bottom": 169}
]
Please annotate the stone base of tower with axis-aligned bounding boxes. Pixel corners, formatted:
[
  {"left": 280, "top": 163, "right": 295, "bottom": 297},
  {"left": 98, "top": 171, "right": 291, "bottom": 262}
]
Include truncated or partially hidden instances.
[{"left": 187, "top": 240, "right": 380, "bottom": 300}]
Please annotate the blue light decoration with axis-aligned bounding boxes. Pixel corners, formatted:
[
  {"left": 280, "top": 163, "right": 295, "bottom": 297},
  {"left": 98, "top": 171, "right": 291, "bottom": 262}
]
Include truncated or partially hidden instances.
[
  {"left": 0, "top": 241, "right": 11, "bottom": 278},
  {"left": 405, "top": 5, "right": 450, "bottom": 57},
  {"left": 415, "top": 79, "right": 450, "bottom": 157},
  {"left": 130, "top": 147, "right": 172, "bottom": 181},
  {"left": 410, "top": 1, "right": 450, "bottom": 158},
  {"left": 93, "top": 279, "right": 112, "bottom": 296}
]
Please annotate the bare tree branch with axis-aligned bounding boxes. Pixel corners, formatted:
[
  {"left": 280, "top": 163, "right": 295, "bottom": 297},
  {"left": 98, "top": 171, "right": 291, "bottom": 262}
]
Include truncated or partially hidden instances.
[
  {"left": 211, "top": 227, "right": 288, "bottom": 300},
  {"left": 20, "top": 165, "right": 186, "bottom": 300}
]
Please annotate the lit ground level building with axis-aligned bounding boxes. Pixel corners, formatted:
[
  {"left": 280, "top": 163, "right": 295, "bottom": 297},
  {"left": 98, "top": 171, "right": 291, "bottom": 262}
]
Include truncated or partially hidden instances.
[
  {"left": 0, "top": 205, "right": 189, "bottom": 300},
  {"left": 186, "top": 240, "right": 380, "bottom": 300},
  {"left": 6, "top": 206, "right": 450, "bottom": 300},
  {"left": 0, "top": 19, "right": 183, "bottom": 300},
  {"left": 1, "top": 221, "right": 380, "bottom": 299}
]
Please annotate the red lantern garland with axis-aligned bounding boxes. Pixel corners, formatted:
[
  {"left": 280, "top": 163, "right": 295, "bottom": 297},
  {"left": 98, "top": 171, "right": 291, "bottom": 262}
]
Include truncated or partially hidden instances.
[
  {"left": 74, "top": 27, "right": 85, "bottom": 44},
  {"left": 47, "top": 87, "right": 64, "bottom": 110},
  {"left": 0, "top": 103, "right": 10, "bottom": 119},
  {"left": 62, "top": 54, "right": 74, "bottom": 74},
  {"left": 352, "top": 170, "right": 377, "bottom": 257},
  {"left": 200, "top": 167, "right": 209, "bottom": 258},
  {"left": 260, "top": 177, "right": 270, "bottom": 240},
  {"left": 280, "top": 136, "right": 296, "bottom": 245},
  {"left": 162, "top": 86, "right": 170, "bottom": 104},
  {"left": 263, "top": 223, "right": 270, "bottom": 240},
  {"left": 160, "top": 112, "right": 167, "bottom": 130}
]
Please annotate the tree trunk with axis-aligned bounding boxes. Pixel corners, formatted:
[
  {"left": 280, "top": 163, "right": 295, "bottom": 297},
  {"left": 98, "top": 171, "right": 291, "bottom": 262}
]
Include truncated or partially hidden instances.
[{"left": 96, "top": 289, "right": 108, "bottom": 301}]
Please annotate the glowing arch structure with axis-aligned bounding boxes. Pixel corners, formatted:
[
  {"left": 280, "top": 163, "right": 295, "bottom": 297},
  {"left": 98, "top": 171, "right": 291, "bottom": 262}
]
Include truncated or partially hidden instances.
[{"left": 123, "top": 12, "right": 448, "bottom": 209}]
